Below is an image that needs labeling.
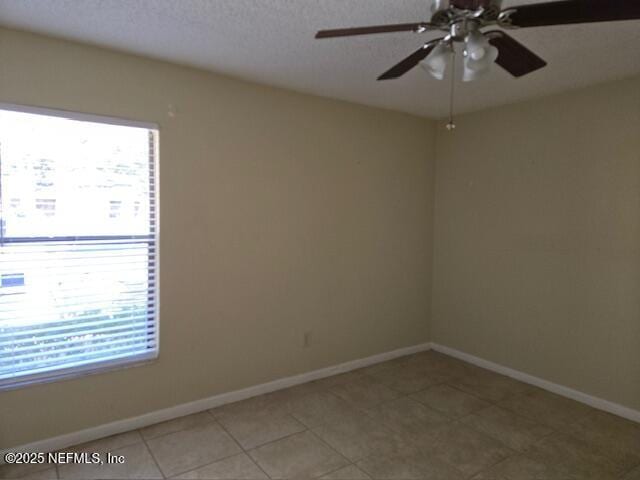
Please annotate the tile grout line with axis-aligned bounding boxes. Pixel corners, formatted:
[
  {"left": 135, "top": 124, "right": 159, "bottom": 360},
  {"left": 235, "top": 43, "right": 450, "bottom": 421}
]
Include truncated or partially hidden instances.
[
  {"left": 443, "top": 381, "right": 568, "bottom": 459},
  {"left": 434, "top": 380, "right": 571, "bottom": 431},
  {"left": 465, "top": 445, "right": 520, "bottom": 479},
  {"left": 213, "top": 390, "right": 372, "bottom": 451},
  {"left": 167, "top": 450, "right": 255, "bottom": 480},
  {"left": 315, "top": 462, "right": 361, "bottom": 479},
  {"left": 138, "top": 433, "right": 166, "bottom": 480},
  {"left": 45, "top": 352, "right": 637, "bottom": 480},
  {"left": 154, "top": 410, "right": 268, "bottom": 478},
  {"left": 212, "top": 402, "right": 356, "bottom": 479},
  {"left": 440, "top": 376, "right": 619, "bottom": 480},
  {"left": 245, "top": 417, "right": 310, "bottom": 451},
  {"left": 93, "top": 364, "right": 430, "bottom": 476},
  {"left": 463, "top": 402, "right": 637, "bottom": 480},
  {"left": 393, "top": 373, "right": 565, "bottom": 479},
  {"left": 309, "top": 361, "right": 522, "bottom": 476},
  {"left": 619, "top": 462, "right": 640, "bottom": 479},
  {"left": 210, "top": 415, "right": 274, "bottom": 480},
  {"left": 307, "top": 428, "right": 354, "bottom": 470},
  {"left": 55, "top": 436, "right": 149, "bottom": 480},
  {"left": 556, "top": 417, "right": 640, "bottom": 472},
  {"left": 245, "top": 452, "right": 272, "bottom": 480},
  {"left": 135, "top": 412, "right": 218, "bottom": 443}
]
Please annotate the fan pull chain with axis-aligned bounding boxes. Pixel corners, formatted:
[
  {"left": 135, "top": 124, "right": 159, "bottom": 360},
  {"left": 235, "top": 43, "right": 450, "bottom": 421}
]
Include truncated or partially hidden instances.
[{"left": 447, "top": 47, "right": 456, "bottom": 131}]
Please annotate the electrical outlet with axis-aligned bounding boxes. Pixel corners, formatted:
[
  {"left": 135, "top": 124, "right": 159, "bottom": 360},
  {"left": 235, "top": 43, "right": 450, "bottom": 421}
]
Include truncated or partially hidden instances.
[{"left": 303, "top": 331, "right": 312, "bottom": 348}]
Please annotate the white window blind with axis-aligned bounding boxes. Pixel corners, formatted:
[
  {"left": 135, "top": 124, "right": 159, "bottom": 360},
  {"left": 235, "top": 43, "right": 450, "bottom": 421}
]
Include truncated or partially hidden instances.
[{"left": 0, "top": 104, "right": 159, "bottom": 389}]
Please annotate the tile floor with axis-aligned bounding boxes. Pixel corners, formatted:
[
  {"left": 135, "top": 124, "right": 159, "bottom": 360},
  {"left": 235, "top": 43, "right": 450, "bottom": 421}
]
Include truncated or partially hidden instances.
[{"left": 2, "top": 350, "right": 640, "bottom": 479}]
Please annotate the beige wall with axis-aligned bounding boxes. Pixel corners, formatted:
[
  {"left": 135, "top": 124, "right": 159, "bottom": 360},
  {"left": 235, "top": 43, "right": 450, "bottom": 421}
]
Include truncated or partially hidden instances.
[
  {"left": 3, "top": 23, "right": 638, "bottom": 450},
  {"left": 432, "top": 77, "right": 640, "bottom": 412},
  {"left": 0, "top": 27, "right": 436, "bottom": 448}
]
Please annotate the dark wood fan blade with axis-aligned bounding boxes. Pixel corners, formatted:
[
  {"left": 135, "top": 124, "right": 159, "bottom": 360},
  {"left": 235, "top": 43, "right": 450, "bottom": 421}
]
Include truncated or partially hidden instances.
[
  {"left": 316, "top": 23, "right": 429, "bottom": 38},
  {"left": 377, "top": 40, "right": 443, "bottom": 80},
  {"left": 486, "top": 31, "right": 547, "bottom": 77},
  {"left": 505, "top": 0, "right": 640, "bottom": 28}
]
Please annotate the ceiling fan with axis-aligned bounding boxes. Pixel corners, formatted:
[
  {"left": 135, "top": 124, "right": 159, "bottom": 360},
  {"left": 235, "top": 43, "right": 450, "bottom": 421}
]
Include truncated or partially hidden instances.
[{"left": 315, "top": 0, "right": 640, "bottom": 83}]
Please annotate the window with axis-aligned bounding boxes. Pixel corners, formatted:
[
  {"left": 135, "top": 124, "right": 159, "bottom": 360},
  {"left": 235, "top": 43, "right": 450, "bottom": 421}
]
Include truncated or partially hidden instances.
[{"left": 0, "top": 104, "right": 159, "bottom": 389}]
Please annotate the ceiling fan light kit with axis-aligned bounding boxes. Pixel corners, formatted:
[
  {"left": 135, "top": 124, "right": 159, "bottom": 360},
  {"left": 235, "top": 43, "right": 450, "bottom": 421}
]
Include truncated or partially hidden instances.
[
  {"left": 314, "top": 0, "right": 640, "bottom": 81},
  {"left": 315, "top": 0, "right": 640, "bottom": 127}
]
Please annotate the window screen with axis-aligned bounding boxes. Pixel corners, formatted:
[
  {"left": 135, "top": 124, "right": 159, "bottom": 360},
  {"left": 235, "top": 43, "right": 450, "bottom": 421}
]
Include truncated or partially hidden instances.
[{"left": 0, "top": 105, "right": 158, "bottom": 389}]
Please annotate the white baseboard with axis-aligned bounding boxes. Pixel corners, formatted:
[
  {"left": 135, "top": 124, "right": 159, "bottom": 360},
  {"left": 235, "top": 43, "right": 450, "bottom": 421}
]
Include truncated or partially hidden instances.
[
  {"left": 2, "top": 342, "right": 432, "bottom": 458},
  {"left": 6, "top": 340, "right": 638, "bottom": 460},
  {"left": 431, "top": 342, "right": 640, "bottom": 424}
]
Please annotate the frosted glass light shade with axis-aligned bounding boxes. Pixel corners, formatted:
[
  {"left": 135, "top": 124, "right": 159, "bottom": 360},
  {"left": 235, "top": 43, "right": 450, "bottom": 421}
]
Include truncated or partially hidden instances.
[
  {"left": 463, "top": 31, "right": 498, "bottom": 82},
  {"left": 419, "top": 42, "right": 452, "bottom": 80}
]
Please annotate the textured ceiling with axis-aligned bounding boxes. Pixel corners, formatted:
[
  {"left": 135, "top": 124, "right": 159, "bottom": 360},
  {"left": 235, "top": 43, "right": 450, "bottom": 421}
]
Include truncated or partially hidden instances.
[{"left": 1, "top": 0, "right": 639, "bottom": 118}]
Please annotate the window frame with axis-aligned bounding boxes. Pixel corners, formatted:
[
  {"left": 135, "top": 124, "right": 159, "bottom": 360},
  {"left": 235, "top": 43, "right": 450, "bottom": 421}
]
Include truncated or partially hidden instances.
[{"left": 0, "top": 102, "right": 160, "bottom": 391}]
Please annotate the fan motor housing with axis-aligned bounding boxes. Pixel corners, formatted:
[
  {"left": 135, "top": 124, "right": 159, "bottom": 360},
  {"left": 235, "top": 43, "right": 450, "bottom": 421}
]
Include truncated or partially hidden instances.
[{"left": 431, "top": 0, "right": 503, "bottom": 25}]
